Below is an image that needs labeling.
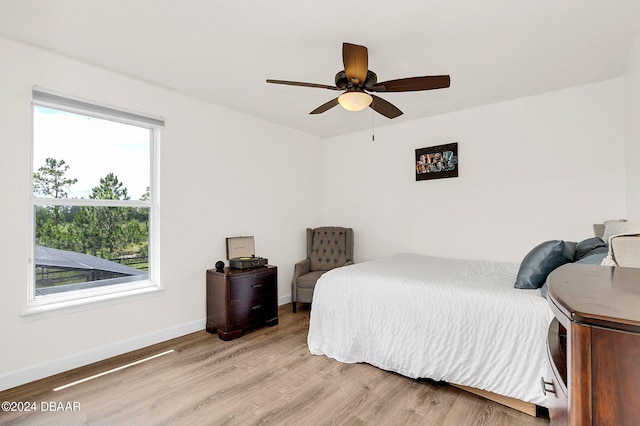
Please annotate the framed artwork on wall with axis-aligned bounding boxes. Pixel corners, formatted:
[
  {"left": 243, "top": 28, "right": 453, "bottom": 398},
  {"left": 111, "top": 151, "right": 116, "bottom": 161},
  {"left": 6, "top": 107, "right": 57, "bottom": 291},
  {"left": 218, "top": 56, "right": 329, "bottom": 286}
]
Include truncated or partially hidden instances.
[{"left": 415, "top": 142, "right": 458, "bottom": 181}]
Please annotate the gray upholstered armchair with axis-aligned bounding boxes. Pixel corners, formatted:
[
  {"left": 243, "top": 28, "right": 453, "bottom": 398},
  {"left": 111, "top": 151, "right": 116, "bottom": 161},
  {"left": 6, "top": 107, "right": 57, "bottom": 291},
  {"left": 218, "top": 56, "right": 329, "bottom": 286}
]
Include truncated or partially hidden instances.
[{"left": 291, "top": 226, "right": 354, "bottom": 312}]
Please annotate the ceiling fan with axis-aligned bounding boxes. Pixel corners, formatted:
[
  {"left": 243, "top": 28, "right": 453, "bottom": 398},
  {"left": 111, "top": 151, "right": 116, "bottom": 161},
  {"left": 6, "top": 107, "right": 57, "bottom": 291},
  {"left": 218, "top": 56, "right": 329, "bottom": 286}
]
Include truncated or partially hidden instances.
[{"left": 266, "top": 42, "right": 450, "bottom": 119}]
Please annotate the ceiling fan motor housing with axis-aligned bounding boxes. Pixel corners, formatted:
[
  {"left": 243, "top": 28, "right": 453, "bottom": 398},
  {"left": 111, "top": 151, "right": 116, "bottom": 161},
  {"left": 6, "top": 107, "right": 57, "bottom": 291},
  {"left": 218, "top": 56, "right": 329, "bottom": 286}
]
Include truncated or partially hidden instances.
[
  {"left": 335, "top": 70, "right": 378, "bottom": 90},
  {"left": 364, "top": 71, "right": 378, "bottom": 89},
  {"left": 334, "top": 71, "right": 348, "bottom": 89}
]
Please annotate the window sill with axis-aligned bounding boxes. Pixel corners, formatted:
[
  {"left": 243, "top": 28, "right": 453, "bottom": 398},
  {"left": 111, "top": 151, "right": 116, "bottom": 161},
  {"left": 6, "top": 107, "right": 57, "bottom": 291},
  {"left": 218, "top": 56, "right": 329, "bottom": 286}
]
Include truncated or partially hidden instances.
[{"left": 21, "top": 285, "right": 165, "bottom": 321}]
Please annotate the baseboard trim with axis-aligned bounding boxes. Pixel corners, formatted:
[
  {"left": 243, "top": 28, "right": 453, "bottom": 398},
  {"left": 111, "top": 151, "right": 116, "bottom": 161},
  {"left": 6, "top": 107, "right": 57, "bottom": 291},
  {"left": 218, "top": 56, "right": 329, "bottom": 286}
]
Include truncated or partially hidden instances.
[
  {"left": 0, "top": 319, "right": 204, "bottom": 392},
  {"left": 278, "top": 294, "right": 292, "bottom": 306}
]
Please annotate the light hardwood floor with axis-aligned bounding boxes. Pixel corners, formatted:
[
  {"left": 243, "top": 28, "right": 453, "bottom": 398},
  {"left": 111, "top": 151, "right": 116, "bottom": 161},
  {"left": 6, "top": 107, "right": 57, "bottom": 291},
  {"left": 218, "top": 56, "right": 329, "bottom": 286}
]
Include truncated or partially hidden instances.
[{"left": 1, "top": 304, "right": 550, "bottom": 425}]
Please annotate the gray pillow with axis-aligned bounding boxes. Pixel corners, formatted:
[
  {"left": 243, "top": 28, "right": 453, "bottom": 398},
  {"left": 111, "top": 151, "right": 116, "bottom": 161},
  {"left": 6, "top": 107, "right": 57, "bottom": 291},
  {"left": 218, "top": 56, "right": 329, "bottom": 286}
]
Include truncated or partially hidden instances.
[
  {"left": 574, "top": 237, "right": 606, "bottom": 261},
  {"left": 514, "top": 240, "right": 575, "bottom": 289},
  {"left": 575, "top": 248, "right": 608, "bottom": 264},
  {"left": 541, "top": 247, "right": 608, "bottom": 298}
]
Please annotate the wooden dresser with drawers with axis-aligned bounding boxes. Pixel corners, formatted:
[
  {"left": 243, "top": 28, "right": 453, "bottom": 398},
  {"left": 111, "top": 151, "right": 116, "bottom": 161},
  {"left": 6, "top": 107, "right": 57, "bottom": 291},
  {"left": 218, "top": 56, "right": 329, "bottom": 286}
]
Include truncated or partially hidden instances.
[
  {"left": 545, "top": 264, "right": 640, "bottom": 425},
  {"left": 206, "top": 265, "right": 278, "bottom": 341}
]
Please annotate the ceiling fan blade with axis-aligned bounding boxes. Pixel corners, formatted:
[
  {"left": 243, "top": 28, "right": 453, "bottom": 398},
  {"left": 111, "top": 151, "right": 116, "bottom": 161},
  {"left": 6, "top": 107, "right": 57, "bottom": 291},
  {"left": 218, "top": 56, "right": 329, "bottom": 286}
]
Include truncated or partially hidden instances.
[
  {"left": 310, "top": 97, "right": 340, "bottom": 114},
  {"left": 342, "top": 43, "right": 368, "bottom": 86},
  {"left": 370, "top": 75, "right": 450, "bottom": 92},
  {"left": 266, "top": 79, "right": 341, "bottom": 91},
  {"left": 370, "top": 95, "right": 403, "bottom": 119}
]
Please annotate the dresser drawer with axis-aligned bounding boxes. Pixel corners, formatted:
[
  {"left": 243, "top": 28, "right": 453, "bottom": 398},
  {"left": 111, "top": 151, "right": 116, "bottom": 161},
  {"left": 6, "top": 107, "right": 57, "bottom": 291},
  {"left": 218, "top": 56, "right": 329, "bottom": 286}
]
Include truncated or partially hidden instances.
[
  {"left": 545, "top": 352, "right": 568, "bottom": 425},
  {"left": 228, "top": 293, "right": 277, "bottom": 327},
  {"left": 545, "top": 318, "right": 568, "bottom": 425},
  {"left": 229, "top": 270, "right": 276, "bottom": 300}
]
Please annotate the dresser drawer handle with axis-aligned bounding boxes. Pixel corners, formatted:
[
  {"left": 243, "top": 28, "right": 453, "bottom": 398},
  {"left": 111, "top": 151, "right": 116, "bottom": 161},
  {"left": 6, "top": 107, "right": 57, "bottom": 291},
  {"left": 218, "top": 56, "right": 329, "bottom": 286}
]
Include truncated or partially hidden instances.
[
  {"left": 540, "top": 377, "right": 555, "bottom": 396},
  {"left": 251, "top": 284, "right": 263, "bottom": 288},
  {"left": 251, "top": 304, "right": 262, "bottom": 311}
]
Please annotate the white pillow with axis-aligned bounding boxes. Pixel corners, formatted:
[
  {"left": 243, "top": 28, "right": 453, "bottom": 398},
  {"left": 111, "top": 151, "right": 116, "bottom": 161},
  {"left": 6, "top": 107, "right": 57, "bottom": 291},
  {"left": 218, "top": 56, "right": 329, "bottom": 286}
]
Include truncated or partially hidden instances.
[{"left": 602, "top": 220, "right": 640, "bottom": 244}]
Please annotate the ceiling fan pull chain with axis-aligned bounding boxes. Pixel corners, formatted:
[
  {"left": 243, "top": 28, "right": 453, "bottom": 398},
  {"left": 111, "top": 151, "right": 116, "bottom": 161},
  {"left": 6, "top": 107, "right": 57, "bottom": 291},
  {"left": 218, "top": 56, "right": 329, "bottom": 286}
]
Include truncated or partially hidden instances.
[{"left": 371, "top": 98, "right": 375, "bottom": 142}]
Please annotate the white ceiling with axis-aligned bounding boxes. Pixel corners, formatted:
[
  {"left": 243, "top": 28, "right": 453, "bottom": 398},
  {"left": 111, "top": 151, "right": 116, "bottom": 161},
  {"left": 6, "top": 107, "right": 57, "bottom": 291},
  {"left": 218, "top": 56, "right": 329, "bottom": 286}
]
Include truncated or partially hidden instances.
[{"left": 1, "top": 0, "right": 639, "bottom": 138}]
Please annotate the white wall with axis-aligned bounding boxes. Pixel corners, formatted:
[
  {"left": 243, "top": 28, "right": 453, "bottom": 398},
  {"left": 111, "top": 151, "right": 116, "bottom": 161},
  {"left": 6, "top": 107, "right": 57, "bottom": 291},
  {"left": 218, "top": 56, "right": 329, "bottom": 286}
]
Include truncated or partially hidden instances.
[
  {"left": 625, "top": 30, "right": 640, "bottom": 220},
  {"left": 324, "top": 79, "right": 626, "bottom": 263},
  {"left": 0, "top": 37, "right": 324, "bottom": 390}
]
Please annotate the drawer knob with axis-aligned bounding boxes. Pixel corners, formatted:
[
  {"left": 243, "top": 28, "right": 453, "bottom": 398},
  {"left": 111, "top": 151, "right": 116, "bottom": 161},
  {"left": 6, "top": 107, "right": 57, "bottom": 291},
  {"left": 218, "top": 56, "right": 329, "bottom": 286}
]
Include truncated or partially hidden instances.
[
  {"left": 251, "top": 304, "right": 262, "bottom": 311},
  {"left": 540, "top": 377, "right": 555, "bottom": 396},
  {"left": 251, "top": 284, "right": 263, "bottom": 288}
]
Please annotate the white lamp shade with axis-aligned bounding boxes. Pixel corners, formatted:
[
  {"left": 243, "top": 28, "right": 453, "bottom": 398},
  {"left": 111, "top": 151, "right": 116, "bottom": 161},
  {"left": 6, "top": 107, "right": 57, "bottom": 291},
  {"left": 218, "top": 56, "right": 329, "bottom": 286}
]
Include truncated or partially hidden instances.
[{"left": 338, "top": 91, "right": 373, "bottom": 112}]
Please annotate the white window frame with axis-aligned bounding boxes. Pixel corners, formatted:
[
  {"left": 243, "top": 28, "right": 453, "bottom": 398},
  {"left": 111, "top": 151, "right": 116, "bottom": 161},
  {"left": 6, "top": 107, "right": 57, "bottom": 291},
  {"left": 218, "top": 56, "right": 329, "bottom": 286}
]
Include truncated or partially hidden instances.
[{"left": 23, "top": 87, "right": 164, "bottom": 320}]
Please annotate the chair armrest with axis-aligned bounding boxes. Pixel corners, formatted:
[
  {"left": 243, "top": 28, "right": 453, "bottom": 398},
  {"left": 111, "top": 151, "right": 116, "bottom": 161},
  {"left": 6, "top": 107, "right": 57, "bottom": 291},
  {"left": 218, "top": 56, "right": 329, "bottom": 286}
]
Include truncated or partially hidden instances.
[
  {"left": 293, "top": 258, "right": 311, "bottom": 279},
  {"left": 291, "top": 259, "right": 311, "bottom": 301}
]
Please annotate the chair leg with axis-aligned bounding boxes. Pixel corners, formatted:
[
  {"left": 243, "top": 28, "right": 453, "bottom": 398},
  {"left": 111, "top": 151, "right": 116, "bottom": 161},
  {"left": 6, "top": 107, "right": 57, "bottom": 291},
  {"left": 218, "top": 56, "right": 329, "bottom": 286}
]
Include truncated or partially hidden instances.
[{"left": 292, "top": 302, "right": 297, "bottom": 313}]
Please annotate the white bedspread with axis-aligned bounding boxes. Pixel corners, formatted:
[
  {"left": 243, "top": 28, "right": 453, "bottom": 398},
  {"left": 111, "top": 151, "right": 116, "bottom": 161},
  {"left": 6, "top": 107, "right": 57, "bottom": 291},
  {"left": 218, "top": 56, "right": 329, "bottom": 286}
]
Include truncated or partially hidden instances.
[{"left": 307, "top": 253, "right": 554, "bottom": 406}]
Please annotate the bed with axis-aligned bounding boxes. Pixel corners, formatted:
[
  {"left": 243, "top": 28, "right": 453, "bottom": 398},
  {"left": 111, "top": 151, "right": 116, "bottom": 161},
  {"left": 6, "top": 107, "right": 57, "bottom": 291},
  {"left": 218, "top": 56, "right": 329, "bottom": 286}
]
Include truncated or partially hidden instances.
[{"left": 307, "top": 221, "right": 640, "bottom": 415}]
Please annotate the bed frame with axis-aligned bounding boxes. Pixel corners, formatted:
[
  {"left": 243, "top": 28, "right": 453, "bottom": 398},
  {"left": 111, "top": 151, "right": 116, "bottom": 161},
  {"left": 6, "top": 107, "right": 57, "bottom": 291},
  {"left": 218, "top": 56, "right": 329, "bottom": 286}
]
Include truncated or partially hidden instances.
[{"left": 451, "top": 384, "right": 538, "bottom": 416}]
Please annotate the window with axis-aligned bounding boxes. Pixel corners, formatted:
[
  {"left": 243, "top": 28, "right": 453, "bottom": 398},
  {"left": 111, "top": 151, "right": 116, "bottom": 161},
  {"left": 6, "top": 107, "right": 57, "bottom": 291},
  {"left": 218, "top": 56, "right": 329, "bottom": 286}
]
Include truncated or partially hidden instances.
[{"left": 28, "top": 88, "right": 163, "bottom": 312}]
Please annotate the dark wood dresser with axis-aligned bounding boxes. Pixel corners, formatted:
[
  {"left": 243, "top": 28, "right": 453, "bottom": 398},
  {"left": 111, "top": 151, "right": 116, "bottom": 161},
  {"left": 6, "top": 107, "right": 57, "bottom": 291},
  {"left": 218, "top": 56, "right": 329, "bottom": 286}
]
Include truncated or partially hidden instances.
[
  {"left": 206, "top": 265, "right": 278, "bottom": 341},
  {"left": 545, "top": 264, "right": 640, "bottom": 425}
]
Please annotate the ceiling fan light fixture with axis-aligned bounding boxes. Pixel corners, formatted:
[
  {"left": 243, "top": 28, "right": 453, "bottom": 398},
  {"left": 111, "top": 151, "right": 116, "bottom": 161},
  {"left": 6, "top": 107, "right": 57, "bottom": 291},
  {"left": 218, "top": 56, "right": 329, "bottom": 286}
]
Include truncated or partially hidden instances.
[{"left": 338, "top": 91, "right": 372, "bottom": 112}]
